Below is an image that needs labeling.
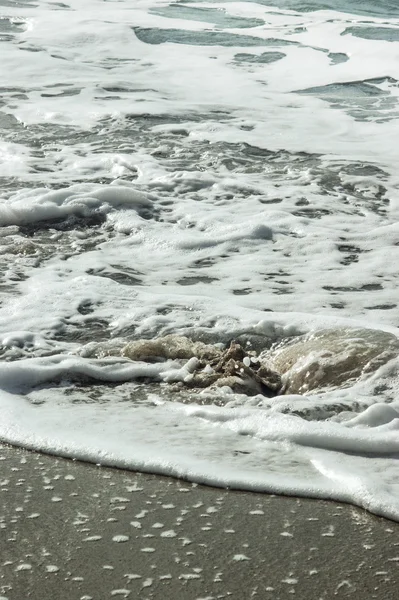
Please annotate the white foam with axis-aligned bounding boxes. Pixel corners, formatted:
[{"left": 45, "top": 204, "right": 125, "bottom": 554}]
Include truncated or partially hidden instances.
[
  {"left": 0, "top": 354, "right": 178, "bottom": 393},
  {"left": 0, "top": 184, "right": 152, "bottom": 227},
  {"left": 2, "top": 355, "right": 399, "bottom": 520},
  {"left": 2, "top": 0, "right": 399, "bottom": 521}
]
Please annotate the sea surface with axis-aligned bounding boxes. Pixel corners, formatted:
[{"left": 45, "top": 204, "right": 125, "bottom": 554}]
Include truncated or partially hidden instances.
[{"left": 1, "top": 0, "right": 399, "bottom": 520}]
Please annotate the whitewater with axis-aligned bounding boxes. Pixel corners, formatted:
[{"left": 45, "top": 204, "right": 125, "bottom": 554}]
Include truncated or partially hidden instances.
[{"left": 1, "top": 0, "right": 399, "bottom": 521}]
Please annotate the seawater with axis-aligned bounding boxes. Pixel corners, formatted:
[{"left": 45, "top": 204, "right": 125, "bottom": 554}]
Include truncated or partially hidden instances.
[{"left": 1, "top": 0, "right": 399, "bottom": 520}]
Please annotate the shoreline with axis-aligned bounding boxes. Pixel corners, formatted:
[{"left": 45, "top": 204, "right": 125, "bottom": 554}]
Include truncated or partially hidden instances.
[{"left": 1, "top": 443, "right": 399, "bottom": 600}]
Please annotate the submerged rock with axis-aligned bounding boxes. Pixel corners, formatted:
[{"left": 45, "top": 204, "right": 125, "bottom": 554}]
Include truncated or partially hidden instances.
[
  {"left": 79, "top": 335, "right": 282, "bottom": 397},
  {"left": 182, "top": 340, "right": 282, "bottom": 397},
  {"left": 122, "top": 337, "right": 283, "bottom": 397},
  {"left": 78, "top": 327, "right": 399, "bottom": 398}
]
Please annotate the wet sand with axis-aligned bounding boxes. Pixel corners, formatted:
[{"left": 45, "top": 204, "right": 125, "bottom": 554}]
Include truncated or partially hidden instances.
[{"left": 0, "top": 443, "right": 398, "bottom": 600}]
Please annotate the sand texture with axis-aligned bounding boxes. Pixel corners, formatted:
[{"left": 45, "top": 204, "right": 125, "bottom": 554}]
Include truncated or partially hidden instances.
[{"left": 1, "top": 444, "right": 398, "bottom": 600}]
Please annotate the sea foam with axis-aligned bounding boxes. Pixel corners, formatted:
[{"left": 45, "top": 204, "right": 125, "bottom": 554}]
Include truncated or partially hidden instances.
[{"left": 1, "top": 0, "right": 399, "bottom": 521}]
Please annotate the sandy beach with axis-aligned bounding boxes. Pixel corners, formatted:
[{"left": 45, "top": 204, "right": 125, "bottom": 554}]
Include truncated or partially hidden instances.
[{"left": 0, "top": 444, "right": 398, "bottom": 600}]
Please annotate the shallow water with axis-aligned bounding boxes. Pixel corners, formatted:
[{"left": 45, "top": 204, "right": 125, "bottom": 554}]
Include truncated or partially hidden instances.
[{"left": 1, "top": 0, "right": 399, "bottom": 520}]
